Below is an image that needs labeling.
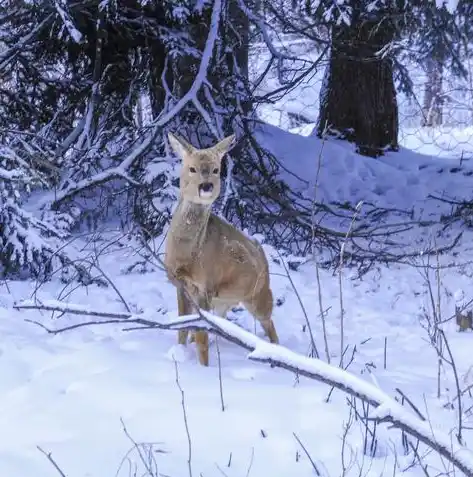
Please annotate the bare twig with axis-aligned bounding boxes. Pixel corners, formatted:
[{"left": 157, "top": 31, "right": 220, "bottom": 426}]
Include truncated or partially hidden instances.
[
  {"left": 37, "top": 446, "right": 67, "bottom": 477},
  {"left": 311, "top": 122, "right": 331, "bottom": 363},
  {"left": 245, "top": 447, "right": 254, "bottom": 477},
  {"left": 120, "top": 418, "right": 160, "bottom": 477},
  {"left": 338, "top": 201, "right": 364, "bottom": 367},
  {"left": 293, "top": 432, "right": 321, "bottom": 476},
  {"left": 395, "top": 388, "right": 426, "bottom": 421},
  {"left": 216, "top": 337, "right": 225, "bottom": 412},
  {"left": 418, "top": 248, "right": 464, "bottom": 444},
  {"left": 315, "top": 262, "right": 331, "bottom": 364},
  {"left": 384, "top": 336, "right": 387, "bottom": 370},
  {"left": 275, "top": 249, "right": 319, "bottom": 359},
  {"left": 85, "top": 256, "right": 132, "bottom": 313},
  {"left": 409, "top": 441, "right": 432, "bottom": 477},
  {"left": 340, "top": 398, "right": 356, "bottom": 477},
  {"left": 438, "top": 329, "right": 464, "bottom": 445},
  {"left": 174, "top": 360, "right": 193, "bottom": 477}
]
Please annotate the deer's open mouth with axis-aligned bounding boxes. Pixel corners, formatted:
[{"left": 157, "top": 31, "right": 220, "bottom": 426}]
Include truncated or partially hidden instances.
[{"left": 198, "top": 183, "right": 213, "bottom": 199}]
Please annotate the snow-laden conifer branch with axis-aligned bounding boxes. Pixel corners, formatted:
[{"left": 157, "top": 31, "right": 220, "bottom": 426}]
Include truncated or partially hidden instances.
[
  {"left": 0, "top": 14, "right": 54, "bottom": 71},
  {"left": 51, "top": 0, "right": 223, "bottom": 208},
  {"left": 237, "top": 0, "right": 301, "bottom": 63},
  {"left": 15, "top": 298, "right": 473, "bottom": 477},
  {"left": 54, "top": 0, "right": 83, "bottom": 44}
]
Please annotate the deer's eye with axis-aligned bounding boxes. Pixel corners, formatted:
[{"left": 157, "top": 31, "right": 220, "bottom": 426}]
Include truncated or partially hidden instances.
[
  {"left": 213, "top": 168, "right": 219, "bottom": 174},
  {"left": 189, "top": 166, "right": 197, "bottom": 173}
]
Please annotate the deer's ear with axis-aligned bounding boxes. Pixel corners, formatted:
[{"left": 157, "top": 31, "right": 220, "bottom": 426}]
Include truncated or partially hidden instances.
[
  {"left": 212, "top": 134, "right": 236, "bottom": 156},
  {"left": 168, "top": 132, "right": 195, "bottom": 159}
]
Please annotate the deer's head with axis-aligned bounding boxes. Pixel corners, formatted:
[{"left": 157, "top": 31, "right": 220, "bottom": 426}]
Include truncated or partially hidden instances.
[{"left": 168, "top": 132, "right": 236, "bottom": 205}]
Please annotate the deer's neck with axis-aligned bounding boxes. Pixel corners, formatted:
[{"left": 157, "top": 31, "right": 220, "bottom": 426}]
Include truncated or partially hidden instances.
[{"left": 168, "top": 198, "right": 212, "bottom": 256}]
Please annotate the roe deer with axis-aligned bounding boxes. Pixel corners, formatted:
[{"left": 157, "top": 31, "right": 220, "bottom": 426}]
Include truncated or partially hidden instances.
[{"left": 164, "top": 132, "right": 279, "bottom": 366}]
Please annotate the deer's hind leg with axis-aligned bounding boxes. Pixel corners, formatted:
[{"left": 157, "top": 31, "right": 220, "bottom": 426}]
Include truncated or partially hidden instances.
[
  {"left": 244, "top": 286, "right": 279, "bottom": 344},
  {"left": 177, "top": 287, "right": 193, "bottom": 345}
]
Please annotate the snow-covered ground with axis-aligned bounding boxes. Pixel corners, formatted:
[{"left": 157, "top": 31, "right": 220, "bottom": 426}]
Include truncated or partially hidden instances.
[{"left": 3, "top": 124, "right": 473, "bottom": 476}]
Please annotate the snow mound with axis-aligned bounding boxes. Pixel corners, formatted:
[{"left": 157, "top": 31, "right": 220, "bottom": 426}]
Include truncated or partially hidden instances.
[{"left": 255, "top": 122, "right": 473, "bottom": 219}]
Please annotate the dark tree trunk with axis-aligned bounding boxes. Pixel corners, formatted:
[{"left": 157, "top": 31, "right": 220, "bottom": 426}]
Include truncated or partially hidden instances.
[
  {"left": 317, "top": 12, "right": 399, "bottom": 158},
  {"left": 226, "top": 0, "right": 251, "bottom": 115},
  {"left": 148, "top": 40, "right": 171, "bottom": 119},
  {"left": 171, "top": 0, "right": 251, "bottom": 137},
  {"left": 147, "top": 2, "right": 173, "bottom": 119}
]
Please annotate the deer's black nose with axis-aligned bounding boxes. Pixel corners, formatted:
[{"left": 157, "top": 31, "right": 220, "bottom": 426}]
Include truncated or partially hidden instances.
[{"left": 200, "top": 182, "right": 213, "bottom": 193}]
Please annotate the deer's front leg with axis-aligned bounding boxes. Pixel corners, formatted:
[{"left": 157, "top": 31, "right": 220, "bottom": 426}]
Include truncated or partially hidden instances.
[
  {"left": 194, "top": 293, "right": 212, "bottom": 366},
  {"left": 177, "top": 286, "right": 193, "bottom": 345}
]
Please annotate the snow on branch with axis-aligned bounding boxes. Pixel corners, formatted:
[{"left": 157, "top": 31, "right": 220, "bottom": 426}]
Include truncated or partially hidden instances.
[
  {"left": 0, "top": 167, "right": 24, "bottom": 181},
  {"left": 51, "top": 164, "right": 142, "bottom": 207},
  {"left": 14, "top": 298, "right": 473, "bottom": 477},
  {"left": 14, "top": 298, "right": 205, "bottom": 334},
  {"left": 0, "top": 15, "right": 54, "bottom": 71},
  {"left": 54, "top": 0, "right": 83, "bottom": 44},
  {"left": 237, "top": 0, "right": 300, "bottom": 63},
  {"left": 51, "top": 0, "right": 223, "bottom": 208},
  {"left": 152, "top": 0, "right": 222, "bottom": 129}
]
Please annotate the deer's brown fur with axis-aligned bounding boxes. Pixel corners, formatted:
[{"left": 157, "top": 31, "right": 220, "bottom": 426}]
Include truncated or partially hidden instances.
[{"left": 164, "top": 132, "right": 279, "bottom": 366}]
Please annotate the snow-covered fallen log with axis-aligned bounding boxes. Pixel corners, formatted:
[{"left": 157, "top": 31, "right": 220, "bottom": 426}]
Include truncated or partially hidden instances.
[{"left": 14, "top": 298, "right": 473, "bottom": 477}]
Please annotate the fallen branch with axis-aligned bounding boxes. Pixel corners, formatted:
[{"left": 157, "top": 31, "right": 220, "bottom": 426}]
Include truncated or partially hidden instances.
[{"left": 14, "top": 298, "right": 473, "bottom": 477}]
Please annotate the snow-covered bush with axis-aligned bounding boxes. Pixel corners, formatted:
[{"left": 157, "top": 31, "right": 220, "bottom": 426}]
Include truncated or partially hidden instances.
[{"left": 0, "top": 142, "right": 73, "bottom": 279}]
